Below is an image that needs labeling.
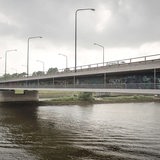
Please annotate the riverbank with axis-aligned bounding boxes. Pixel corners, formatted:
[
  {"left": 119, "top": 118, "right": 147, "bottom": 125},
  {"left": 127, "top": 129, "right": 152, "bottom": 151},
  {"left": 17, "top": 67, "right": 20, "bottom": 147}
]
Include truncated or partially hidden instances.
[
  {"left": 0, "top": 91, "right": 159, "bottom": 106},
  {"left": 38, "top": 91, "right": 160, "bottom": 105}
]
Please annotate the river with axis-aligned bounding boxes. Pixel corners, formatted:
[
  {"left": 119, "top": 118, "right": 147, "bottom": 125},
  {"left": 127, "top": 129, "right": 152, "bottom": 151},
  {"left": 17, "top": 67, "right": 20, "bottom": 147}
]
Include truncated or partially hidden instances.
[{"left": 0, "top": 102, "right": 160, "bottom": 160}]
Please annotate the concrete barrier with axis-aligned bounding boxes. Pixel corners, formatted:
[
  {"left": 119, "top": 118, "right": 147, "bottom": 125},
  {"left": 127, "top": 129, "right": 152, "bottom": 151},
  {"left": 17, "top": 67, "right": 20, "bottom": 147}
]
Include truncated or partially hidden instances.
[{"left": 0, "top": 90, "right": 39, "bottom": 102}]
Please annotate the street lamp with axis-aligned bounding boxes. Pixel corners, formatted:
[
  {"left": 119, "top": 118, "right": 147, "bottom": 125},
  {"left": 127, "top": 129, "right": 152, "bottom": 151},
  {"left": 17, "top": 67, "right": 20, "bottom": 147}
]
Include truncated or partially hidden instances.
[
  {"left": 75, "top": 8, "right": 95, "bottom": 72},
  {"left": 27, "top": 36, "right": 42, "bottom": 77},
  {"left": 5, "top": 49, "right": 17, "bottom": 77},
  {"left": 58, "top": 53, "right": 68, "bottom": 69},
  {"left": 36, "top": 60, "right": 45, "bottom": 73},
  {"left": 94, "top": 43, "right": 105, "bottom": 66}
]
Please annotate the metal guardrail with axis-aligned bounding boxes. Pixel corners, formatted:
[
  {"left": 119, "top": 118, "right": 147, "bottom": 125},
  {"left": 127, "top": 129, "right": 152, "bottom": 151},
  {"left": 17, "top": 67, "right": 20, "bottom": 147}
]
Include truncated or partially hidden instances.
[{"left": 59, "top": 53, "right": 160, "bottom": 72}]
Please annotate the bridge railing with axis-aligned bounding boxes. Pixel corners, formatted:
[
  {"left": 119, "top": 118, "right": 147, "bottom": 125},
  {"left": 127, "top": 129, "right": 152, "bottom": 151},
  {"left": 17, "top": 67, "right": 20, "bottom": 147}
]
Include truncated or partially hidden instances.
[
  {"left": 33, "top": 53, "right": 160, "bottom": 75},
  {"left": 0, "top": 83, "right": 160, "bottom": 90},
  {"left": 60, "top": 53, "right": 160, "bottom": 72}
]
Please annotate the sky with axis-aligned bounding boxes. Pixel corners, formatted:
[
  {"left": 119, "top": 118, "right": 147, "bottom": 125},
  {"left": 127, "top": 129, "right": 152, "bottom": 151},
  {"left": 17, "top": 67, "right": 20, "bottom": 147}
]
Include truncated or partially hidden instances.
[{"left": 0, "top": 0, "right": 160, "bottom": 75}]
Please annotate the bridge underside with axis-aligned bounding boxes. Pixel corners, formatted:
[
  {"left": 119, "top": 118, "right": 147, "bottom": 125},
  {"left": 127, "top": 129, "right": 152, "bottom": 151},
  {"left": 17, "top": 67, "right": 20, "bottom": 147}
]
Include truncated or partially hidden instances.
[{"left": 0, "top": 90, "right": 38, "bottom": 102}]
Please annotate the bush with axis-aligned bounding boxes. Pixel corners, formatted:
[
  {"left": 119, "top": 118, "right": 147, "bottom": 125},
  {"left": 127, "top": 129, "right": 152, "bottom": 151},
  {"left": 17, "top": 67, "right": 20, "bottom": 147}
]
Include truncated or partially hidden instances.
[{"left": 78, "top": 92, "right": 93, "bottom": 101}]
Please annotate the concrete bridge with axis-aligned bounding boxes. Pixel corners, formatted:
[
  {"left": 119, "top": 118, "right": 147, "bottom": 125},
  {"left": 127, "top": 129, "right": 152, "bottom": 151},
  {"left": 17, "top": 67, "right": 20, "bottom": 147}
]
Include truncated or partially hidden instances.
[{"left": 0, "top": 54, "right": 160, "bottom": 102}]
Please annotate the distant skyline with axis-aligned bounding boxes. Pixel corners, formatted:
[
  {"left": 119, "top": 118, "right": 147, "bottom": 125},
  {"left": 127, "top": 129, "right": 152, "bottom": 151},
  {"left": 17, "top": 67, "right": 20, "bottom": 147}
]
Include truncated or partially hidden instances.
[{"left": 0, "top": 0, "right": 160, "bottom": 75}]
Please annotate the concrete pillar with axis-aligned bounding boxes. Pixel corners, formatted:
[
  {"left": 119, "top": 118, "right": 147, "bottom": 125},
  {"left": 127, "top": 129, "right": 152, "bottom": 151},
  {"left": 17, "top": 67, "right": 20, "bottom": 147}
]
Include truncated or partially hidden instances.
[
  {"left": 53, "top": 78, "right": 54, "bottom": 88},
  {"left": 0, "top": 90, "right": 39, "bottom": 102},
  {"left": 154, "top": 68, "right": 156, "bottom": 89},
  {"left": 104, "top": 73, "right": 106, "bottom": 88},
  {"left": 73, "top": 76, "right": 76, "bottom": 88}
]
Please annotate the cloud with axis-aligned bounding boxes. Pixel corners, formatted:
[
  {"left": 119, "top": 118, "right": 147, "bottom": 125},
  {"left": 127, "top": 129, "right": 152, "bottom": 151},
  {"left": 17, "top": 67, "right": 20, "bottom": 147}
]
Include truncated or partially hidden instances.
[
  {"left": 1, "top": 0, "right": 160, "bottom": 46},
  {"left": 0, "top": 0, "right": 160, "bottom": 74},
  {"left": 96, "top": 0, "right": 160, "bottom": 47}
]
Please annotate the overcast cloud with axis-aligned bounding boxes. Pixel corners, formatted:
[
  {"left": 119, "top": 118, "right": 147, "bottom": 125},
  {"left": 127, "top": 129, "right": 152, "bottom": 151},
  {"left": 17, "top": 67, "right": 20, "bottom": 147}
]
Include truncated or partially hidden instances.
[{"left": 0, "top": 0, "right": 160, "bottom": 75}]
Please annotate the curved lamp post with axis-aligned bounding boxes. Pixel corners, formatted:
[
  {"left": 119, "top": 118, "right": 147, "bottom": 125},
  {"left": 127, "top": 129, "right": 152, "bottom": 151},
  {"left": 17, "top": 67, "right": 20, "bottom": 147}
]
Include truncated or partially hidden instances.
[
  {"left": 58, "top": 53, "right": 68, "bottom": 69},
  {"left": 75, "top": 8, "right": 95, "bottom": 72},
  {"left": 27, "top": 36, "right": 42, "bottom": 77},
  {"left": 5, "top": 49, "right": 17, "bottom": 77},
  {"left": 94, "top": 43, "right": 105, "bottom": 66}
]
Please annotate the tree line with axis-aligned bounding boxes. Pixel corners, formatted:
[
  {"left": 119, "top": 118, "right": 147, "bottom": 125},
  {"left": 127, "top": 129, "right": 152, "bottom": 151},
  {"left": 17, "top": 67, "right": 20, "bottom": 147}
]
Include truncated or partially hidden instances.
[{"left": 0, "top": 67, "right": 59, "bottom": 80}]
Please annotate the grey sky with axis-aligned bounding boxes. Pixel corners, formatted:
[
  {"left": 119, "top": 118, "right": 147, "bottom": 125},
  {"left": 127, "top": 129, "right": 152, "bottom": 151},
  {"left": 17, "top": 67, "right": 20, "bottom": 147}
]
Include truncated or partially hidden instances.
[{"left": 0, "top": 0, "right": 160, "bottom": 75}]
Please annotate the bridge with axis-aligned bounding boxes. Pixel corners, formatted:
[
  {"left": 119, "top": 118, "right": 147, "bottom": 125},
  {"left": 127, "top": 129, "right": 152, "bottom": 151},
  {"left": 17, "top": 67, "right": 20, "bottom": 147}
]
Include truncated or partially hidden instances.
[{"left": 0, "top": 54, "right": 160, "bottom": 102}]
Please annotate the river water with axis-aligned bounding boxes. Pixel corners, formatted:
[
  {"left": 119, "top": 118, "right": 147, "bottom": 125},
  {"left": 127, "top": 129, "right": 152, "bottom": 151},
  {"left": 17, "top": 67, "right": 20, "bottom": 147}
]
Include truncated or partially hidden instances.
[{"left": 0, "top": 102, "right": 160, "bottom": 160}]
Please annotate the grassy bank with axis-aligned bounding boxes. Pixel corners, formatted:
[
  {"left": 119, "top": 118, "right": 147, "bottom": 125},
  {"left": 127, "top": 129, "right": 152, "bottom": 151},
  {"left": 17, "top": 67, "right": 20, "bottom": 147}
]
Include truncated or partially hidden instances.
[
  {"left": 38, "top": 90, "right": 160, "bottom": 105},
  {"left": 39, "top": 90, "right": 78, "bottom": 98}
]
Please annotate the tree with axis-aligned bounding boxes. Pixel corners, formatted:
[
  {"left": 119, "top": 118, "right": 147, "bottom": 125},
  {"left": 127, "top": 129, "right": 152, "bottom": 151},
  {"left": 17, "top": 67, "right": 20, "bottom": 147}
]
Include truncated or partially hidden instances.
[
  {"left": 78, "top": 92, "right": 93, "bottom": 101},
  {"left": 64, "top": 68, "right": 70, "bottom": 72},
  {"left": 17, "top": 72, "right": 27, "bottom": 78},
  {"left": 32, "top": 71, "right": 45, "bottom": 76},
  {"left": 47, "top": 67, "right": 58, "bottom": 75},
  {"left": 10, "top": 73, "right": 18, "bottom": 78},
  {"left": 3, "top": 74, "right": 11, "bottom": 80}
]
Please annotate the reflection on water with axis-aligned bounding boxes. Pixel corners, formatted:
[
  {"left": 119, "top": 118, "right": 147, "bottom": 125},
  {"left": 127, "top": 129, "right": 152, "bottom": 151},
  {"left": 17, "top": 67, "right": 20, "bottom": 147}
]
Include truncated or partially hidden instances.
[{"left": 0, "top": 102, "right": 160, "bottom": 160}]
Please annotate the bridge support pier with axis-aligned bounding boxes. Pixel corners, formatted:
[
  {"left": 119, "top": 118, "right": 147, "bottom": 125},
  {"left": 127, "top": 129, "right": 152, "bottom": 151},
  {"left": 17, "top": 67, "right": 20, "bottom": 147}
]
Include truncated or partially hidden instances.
[{"left": 0, "top": 90, "right": 39, "bottom": 102}]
